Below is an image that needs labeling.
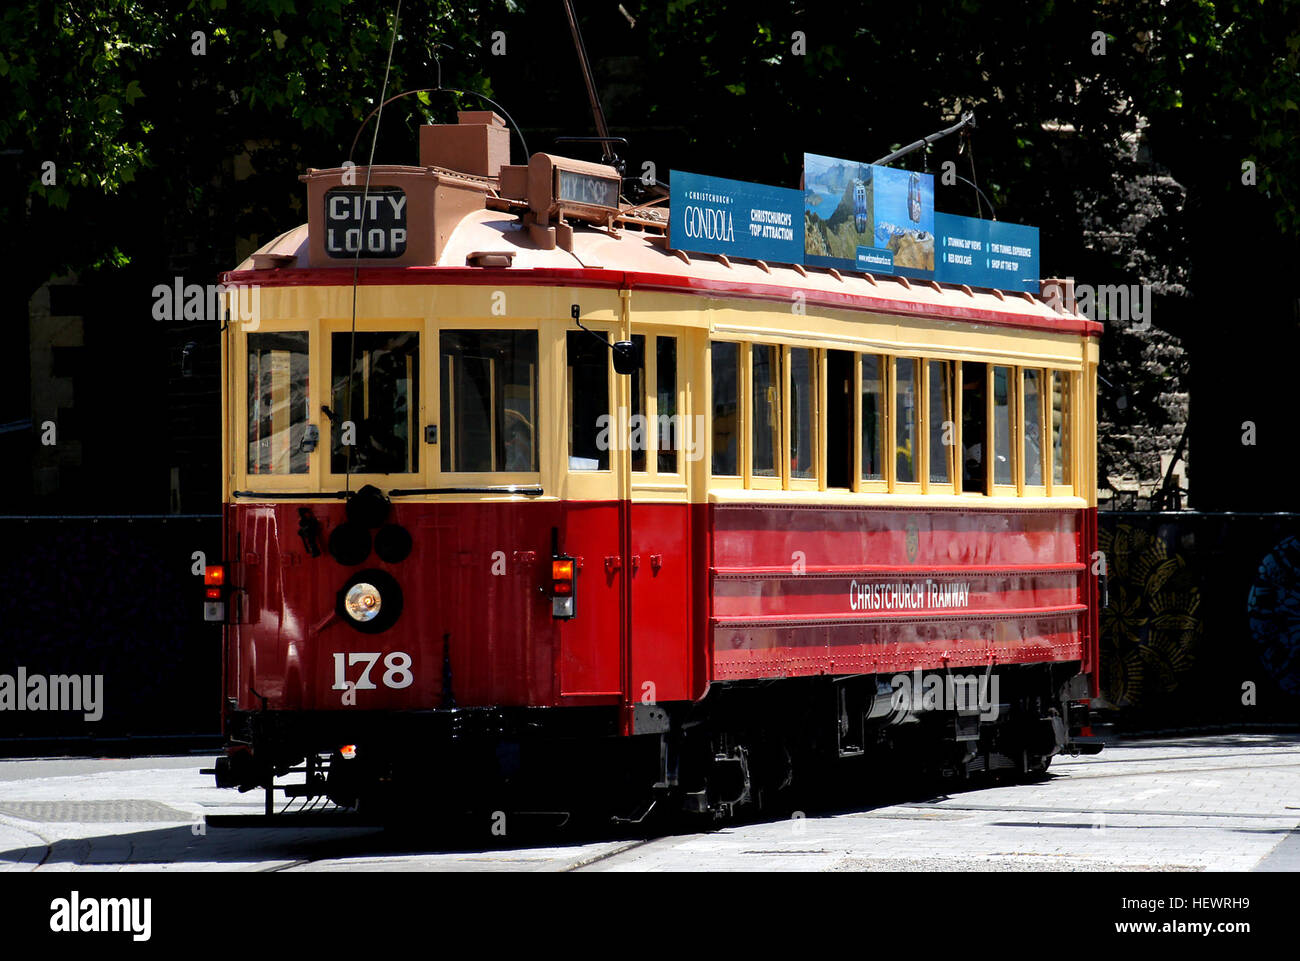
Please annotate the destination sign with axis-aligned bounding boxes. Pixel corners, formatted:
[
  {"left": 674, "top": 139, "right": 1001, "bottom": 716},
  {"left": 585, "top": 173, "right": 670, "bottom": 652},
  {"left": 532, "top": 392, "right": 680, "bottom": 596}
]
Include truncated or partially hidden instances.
[
  {"left": 323, "top": 186, "right": 408, "bottom": 258},
  {"left": 557, "top": 168, "right": 619, "bottom": 209}
]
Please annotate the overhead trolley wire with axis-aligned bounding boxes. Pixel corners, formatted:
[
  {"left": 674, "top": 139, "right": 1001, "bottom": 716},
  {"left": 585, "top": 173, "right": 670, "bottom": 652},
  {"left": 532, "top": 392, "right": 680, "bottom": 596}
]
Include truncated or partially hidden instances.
[{"left": 344, "top": 0, "right": 404, "bottom": 494}]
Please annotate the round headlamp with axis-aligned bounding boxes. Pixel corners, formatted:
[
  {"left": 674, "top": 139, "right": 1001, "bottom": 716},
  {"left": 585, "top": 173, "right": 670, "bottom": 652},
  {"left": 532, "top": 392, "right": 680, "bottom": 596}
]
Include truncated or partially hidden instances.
[
  {"left": 344, "top": 582, "right": 382, "bottom": 622},
  {"left": 337, "top": 569, "right": 403, "bottom": 634}
]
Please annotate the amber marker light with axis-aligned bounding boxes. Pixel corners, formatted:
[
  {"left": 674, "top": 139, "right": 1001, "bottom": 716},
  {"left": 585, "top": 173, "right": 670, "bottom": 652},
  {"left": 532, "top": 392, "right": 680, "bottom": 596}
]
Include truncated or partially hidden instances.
[
  {"left": 551, "top": 555, "right": 577, "bottom": 619},
  {"left": 551, "top": 558, "right": 575, "bottom": 595}
]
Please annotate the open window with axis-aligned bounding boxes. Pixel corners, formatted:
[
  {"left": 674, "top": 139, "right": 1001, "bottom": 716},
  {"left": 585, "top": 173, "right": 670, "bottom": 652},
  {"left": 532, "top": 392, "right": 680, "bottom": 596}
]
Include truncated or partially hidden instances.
[
  {"left": 826, "top": 349, "right": 854, "bottom": 490},
  {"left": 961, "top": 361, "right": 988, "bottom": 494}
]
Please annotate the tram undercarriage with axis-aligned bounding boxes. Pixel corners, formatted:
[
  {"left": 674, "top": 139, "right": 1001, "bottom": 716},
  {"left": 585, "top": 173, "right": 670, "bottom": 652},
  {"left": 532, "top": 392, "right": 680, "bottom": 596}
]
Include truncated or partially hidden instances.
[{"left": 211, "top": 662, "right": 1098, "bottom": 827}]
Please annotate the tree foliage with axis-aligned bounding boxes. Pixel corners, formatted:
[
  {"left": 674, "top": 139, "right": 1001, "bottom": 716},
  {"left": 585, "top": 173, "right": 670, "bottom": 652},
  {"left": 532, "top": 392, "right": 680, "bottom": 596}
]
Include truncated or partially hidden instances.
[{"left": 0, "top": 0, "right": 505, "bottom": 295}]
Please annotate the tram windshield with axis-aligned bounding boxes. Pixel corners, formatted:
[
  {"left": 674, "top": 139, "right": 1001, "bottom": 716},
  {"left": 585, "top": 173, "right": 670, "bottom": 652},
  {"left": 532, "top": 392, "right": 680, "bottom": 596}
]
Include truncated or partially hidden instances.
[{"left": 330, "top": 331, "right": 420, "bottom": 474}]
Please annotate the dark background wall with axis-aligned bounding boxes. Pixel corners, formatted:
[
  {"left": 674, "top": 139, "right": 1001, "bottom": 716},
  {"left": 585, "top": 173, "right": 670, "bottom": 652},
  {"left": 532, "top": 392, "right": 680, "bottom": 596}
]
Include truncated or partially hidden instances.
[{"left": 0, "top": 517, "right": 221, "bottom": 750}]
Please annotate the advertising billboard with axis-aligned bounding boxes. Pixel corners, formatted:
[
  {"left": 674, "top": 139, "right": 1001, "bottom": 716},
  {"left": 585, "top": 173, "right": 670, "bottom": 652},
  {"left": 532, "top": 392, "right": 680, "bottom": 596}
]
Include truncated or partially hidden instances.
[{"left": 668, "top": 170, "right": 804, "bottom": 264}]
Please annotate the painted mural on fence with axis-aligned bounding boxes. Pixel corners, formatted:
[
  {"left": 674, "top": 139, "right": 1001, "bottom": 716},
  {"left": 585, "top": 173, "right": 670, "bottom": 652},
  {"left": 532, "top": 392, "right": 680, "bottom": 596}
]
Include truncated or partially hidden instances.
[{"left": 1098, "top": 523, "right": 1203, "bottom": 708}]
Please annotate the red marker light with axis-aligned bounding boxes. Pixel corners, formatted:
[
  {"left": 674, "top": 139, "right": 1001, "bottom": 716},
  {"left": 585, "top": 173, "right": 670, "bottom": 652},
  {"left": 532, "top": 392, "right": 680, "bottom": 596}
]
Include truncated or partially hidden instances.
[{"left": 204, "top": 565, "right": 226, "bottom": 587}]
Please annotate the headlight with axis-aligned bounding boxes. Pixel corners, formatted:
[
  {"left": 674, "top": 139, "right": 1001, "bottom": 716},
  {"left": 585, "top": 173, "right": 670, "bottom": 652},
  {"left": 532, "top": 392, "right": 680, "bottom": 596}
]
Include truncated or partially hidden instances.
[
  {"left": 337, "top": 569, "right": 403, "bottom": 633},
  {"left": 344, "top": 582, "right": 382, "bottom": 622}
]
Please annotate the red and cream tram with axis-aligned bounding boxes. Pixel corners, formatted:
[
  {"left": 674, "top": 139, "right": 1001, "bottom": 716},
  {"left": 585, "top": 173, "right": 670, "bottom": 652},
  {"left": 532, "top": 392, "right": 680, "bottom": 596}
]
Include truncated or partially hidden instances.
[{"left": 207, "top": 111, "right": 1102, "bottom": 822}]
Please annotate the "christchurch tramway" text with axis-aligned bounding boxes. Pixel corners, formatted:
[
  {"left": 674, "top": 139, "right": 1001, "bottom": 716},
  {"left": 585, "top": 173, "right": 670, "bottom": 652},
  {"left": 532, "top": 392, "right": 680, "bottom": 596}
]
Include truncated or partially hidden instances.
[{"left": 849, "top": 580, "right": 972, "bottom": 612}]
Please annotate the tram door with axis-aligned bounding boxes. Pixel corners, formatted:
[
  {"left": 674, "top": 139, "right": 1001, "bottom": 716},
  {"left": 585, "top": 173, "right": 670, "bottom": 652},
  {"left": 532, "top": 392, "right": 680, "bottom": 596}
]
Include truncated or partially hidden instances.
[
  {"left": 558, "top": 325, "right": 691, "bottom": 708},
  {"left": 627, "top": 333, "right": 692, "bottom": 706},
  {"left": 559, "top": 327, "right": 627, "bottom": 701}
]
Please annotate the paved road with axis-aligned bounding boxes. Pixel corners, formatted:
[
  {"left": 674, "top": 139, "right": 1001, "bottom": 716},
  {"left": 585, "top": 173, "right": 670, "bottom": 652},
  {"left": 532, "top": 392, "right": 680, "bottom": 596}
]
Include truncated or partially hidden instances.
[{"left": 0, "top": 734, "right": 1297, "bottom": 872}]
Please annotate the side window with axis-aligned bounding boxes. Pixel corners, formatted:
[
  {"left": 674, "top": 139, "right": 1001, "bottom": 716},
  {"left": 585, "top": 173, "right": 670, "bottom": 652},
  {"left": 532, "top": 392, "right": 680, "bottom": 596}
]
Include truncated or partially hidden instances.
[
  {"left": 1024, "top": 368, "right": 1044, "bottom": 486},
  {"left": 440, "top": 329, "right": 538, "bottom": 473},
  {"left": 961, "top": 362, "right": 988, "bottom": 493},
  {"left": 568, "top": 330, "right": 610, "bottom": 471},
  {"left": 1053, "top": 371, "right": 1073, "bottom": 486},
  {"left": 711, "top": 341, "right": 740, "bottom": 476},
  {"left": 861, "top": 354, "right": 885, "bottom": 481},
  {"left": 656, "top": 336, "right": 679, "bottom": 474},
  {"left": 331, "top": 331, "right": 419, "bottom": 474},
  {"left": 927, "top": 359, "right": 953, "bottom": 485},
  {"left": 894, "top": 357, "right": 917, "bottom": 484},
  {"left": 789, "top": 347, "right": 817, "bottom": 480},
  {"left": 247, "top": 332, "right": 310, "bottom": 475},
  {"left": 630, "top": 334, "right": 647, "bottom": 473},
  {"left": 751, "top": 344, "right": 780, "bottom": 478},
  {"left": 992, "top": 365, "right": 1015, "bottom": 486}
]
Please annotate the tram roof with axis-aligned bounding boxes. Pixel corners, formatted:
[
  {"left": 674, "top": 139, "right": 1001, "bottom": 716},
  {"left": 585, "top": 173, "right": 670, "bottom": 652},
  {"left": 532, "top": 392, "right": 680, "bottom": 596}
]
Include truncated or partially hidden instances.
[
  {"left": 224, "top": 114, "right": 1095, "bottom": 337},
  {"left": 228, "top": 210, "right": 1096, "bottom": 337}
]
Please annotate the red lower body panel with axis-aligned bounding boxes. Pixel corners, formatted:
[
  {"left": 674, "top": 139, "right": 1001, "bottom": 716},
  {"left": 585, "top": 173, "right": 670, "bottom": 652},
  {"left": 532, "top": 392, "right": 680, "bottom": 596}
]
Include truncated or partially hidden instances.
[
  {"left": 221, "top": 499, "right": 1092, "bottom": 720},
  {"left": 708, "top": 504, "right": 1089, "bottom": 681}
]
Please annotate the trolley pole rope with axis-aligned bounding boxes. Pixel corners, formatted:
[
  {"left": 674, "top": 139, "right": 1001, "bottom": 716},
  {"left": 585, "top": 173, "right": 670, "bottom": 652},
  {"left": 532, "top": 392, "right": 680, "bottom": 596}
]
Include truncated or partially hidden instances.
[{"left": 345, "top": 0, "right": 403, "bottom": 493}]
